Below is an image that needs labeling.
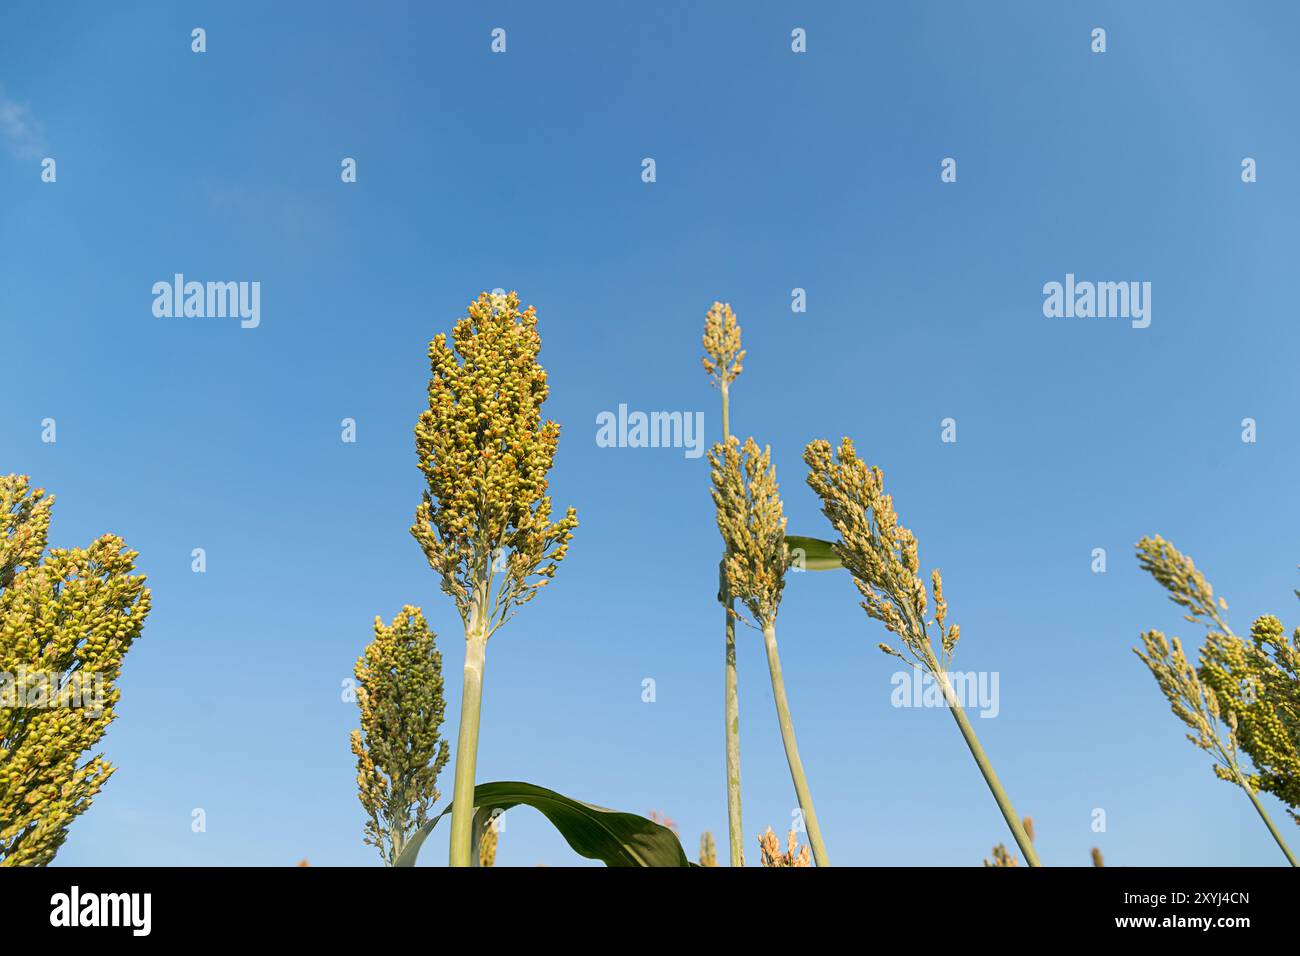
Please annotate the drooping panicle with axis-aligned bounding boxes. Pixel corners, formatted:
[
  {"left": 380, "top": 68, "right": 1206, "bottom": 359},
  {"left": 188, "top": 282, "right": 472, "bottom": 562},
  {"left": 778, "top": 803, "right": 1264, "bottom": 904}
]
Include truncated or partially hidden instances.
[
  {"left": 1134, "top": 536, "right": 1299, "bottom": 864},
  {"left": 803, "top": 440, "right": 1036, "bottom": 866},
  {"left": 803, "top": 438, "right": 950, "bottom": 670},
  {"left": 1137, "top": 535, "right": 1229, "bottom": 629}
]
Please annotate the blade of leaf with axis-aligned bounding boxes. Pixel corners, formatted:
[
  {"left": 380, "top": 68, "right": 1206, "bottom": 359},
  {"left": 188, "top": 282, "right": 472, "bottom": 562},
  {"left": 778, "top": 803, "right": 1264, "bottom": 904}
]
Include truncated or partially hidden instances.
[
  {"left": 392, "top": 781, "right": 691, "bottom": 867},
  {"left": 393, "top": 805, "right": 451, "bottom": 867},
  {"left": 470, "top": 781, "right": 691, "bottom": 867},
  {"left": 786, "top": 535, "right": 842, "bottom": 571}
]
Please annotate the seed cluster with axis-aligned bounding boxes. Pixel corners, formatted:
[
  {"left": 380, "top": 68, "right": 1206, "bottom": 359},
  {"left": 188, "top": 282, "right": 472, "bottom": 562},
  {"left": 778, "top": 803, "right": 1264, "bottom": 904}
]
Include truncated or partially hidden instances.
[
  {"left": 985, "top": 817, "right": 1036, "bottom": 866},
  {"left": 351, "top": 606, "right": 450, "bottom": 865},
  {"left": 478, "top": 818, "right": 499, "bottom": 867},
  {"left": 1200, "top": 619, "right": 1300, "bottom": 817},
  {"left": 1134, "top": 629, "right": 1247, "bottom": 780},
  {"left": 1232, "top": 615, "right": 1300, "bottom": 821},
  {"left": 1136, "top": 536, "right": 1300, "bottom": 822},
  {"left": 698, "top": 830, "right": 718, "bottom": 867},
  {"left": 984, "top": 844, "right": 1018, "bottom": 867},
  {"left": 803, "top": 438, "right": 959, "bottom": 673},
  {"left": 709, "top": 437, "right": 789, "bottom": 629},
  {"left": 411, "top": 292, "right": 578, "bottom": 638},
  {"left": 700, "top": 301, "right": 745, "bottom": 388},
  {"left": 757, "top": 826, "right": 811, "bottom": 867},
  {"left": 0, "top": 475, "right": 151, "bottom": 867},
  {"left": 1137, "top": 535, "right": 1230, "bottom": 628}
]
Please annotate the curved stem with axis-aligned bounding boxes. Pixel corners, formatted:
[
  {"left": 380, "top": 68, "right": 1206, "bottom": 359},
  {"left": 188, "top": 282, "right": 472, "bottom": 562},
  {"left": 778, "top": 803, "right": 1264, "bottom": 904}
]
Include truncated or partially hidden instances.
[
  {"left": 1240, "top": 774, "right": 1298, "bottom": 866},
  {"left": 448, "top": 632, "right": 486, "bottom": 867},
  {"left": 762, "top": 622, "right": 829, "bottom": 866},
  {"left": 720, "top": 381, "right": 744, "bottom": 866},
  {"left": 937, "top": 670, "right": 1040, "bottom": 866}
]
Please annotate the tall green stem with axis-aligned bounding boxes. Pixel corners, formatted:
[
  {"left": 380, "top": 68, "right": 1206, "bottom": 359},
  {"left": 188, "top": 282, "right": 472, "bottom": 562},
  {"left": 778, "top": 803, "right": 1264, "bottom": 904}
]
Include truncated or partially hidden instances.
[
  {"left": 936, "top": 670, "right": 1040, "bottom": 866},
  {"left": 448, "top": 630, "right": 487, "bottom": 867},
  {"left": 761, "top": 622, "right": 828, "bottom": 866},
  {"left": 720, "top": 382, "right": 744, "bottom": 866},
  {"left": 1239, "top": 773, "right": 1298, "bottom": 866}
]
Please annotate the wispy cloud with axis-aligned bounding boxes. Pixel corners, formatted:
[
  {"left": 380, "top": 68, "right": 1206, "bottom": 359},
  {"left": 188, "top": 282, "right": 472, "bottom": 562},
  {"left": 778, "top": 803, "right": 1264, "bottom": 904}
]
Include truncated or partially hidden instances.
[
  {"left": 0, "top": 88, "right": 46, "bottom": 159},
  {"left": 200, "top": 180, "right": 332, "bottom": 239}
]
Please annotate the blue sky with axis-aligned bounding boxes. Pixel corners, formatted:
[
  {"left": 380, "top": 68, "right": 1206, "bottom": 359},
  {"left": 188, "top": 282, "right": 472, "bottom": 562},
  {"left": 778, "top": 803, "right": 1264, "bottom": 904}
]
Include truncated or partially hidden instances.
[{"left": 2, "top": 1, "right": 1298, "bottom": 866}]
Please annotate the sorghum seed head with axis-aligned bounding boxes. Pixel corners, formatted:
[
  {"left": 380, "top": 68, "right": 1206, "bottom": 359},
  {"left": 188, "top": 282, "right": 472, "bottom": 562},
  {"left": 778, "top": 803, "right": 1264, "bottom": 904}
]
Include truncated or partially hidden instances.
[
  {"left": 701, "top": 302, "right": 745, "bottom": 388},
  {"left": 803, "top": 438, "right": 952, "bottom": 672},
  {"left": 410, "top": 292, "right": 578, "bottom": 636},
  {"left": 709, "top": 436, "right": 789, "bottom": 629}
]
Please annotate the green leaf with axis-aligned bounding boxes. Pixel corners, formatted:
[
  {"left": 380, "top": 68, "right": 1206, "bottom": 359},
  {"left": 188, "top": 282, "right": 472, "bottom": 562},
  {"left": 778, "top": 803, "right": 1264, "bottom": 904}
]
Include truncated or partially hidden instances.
[
  {"left": 393, "top": 807, "right": 449, "bottom": 868},
  {"left": 786, "top": 535, "right": 842, "bottom": 571},
  {"left": 393, "top": 780, "right": 691, "bottom": 867}
]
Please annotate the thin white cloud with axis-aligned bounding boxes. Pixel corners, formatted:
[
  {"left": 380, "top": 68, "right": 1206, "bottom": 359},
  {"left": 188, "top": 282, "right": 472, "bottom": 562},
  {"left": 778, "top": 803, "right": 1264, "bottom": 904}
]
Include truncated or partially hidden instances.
[{"left": 0, "top": 88, "right": 46, "bottom": 159}]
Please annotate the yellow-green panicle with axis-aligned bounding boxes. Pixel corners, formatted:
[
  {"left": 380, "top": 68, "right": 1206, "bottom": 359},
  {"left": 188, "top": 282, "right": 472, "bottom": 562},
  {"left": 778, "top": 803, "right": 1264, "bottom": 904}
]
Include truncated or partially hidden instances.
[
  {"left": 0, "top": 475, "right": 150, "bottom": 867},
  {"left": 701, "top": 301, "right": 745, "bottom": 388},
  {"left": 802, "top": 438, "right": 958, "bottom": 672},
  {"left": 351, "top": 606, "right": 450, "bottom": 865},
  {"left": 757, "top": 826, "right": 811, "bottom": 867},
  {"left": 411, "top": 291, "right": 578, "bottom": 636},
  {"left": 709, "top": 436, "right": 789, "bottom": 629}
]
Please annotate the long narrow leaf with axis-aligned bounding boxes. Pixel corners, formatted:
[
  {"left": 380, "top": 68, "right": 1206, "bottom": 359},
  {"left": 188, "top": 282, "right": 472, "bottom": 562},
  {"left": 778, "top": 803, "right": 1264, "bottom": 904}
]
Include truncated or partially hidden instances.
[
  {"left": 393, "top": 780, "right": 691, "bottom": 867},
  {"left": 393, "top": 807, "right": 450, "bottom": 868}
]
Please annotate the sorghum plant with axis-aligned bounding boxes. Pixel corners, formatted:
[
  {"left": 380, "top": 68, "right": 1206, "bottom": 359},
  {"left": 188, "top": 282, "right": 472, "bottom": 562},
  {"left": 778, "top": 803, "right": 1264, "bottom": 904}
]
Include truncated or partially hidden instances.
[
  {"left": 804, "top": 438, "right": 1040, "bottom": 866},
  {"left": 1201, "top": 613, "right": 1300, "bottom": 824},
  {"left": 701, "top": 301, "right": 746, "bottom": 866},
  {"left": 984, "top": 816, "right": 1033, "bottom": 867},
  {"left": 698, "top": 830, "right": 718, "bottom": 867},
  {"left": 0, "top": 476, "right": 151, "bottom": 866},
  {"left": 1134, "top": 536, "right": 1297, "bottom": 865},
  {"left": 411, "top": 291, "right": 577, "bottom": 867},
  {"left": 987, "top": 826, "right": 1100, "bottom": 867},
  {"left": 984, "top": 844, "right": 1017, "bottom": 868},
  {"left": 350, "top": 606, "right": 450, "bottom": 865},
  {"left": 710, "top": 436, "right": 829, "bottom": 866},
  {"left": 757, "top": 827, "right": 811, "bottom": 867},
  {"left": 478, "top": 816, "right": 499, "bottom": 867}
]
